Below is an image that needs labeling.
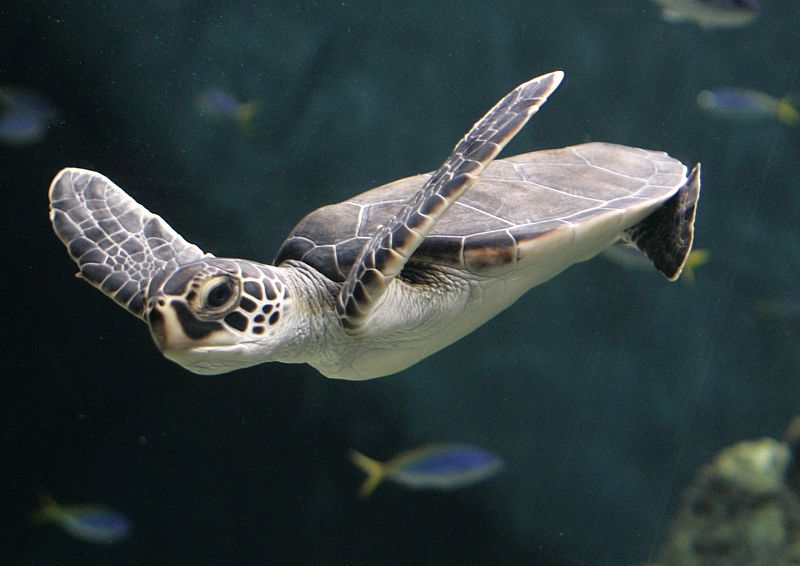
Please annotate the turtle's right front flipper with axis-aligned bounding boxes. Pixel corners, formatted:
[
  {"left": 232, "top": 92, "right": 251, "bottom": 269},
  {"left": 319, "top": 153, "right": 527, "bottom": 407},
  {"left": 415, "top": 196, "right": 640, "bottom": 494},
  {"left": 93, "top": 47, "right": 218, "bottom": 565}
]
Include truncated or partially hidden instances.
[
  {"left": 337, "top": 70, "right": 565, "bottom": 334},
  {"left": 49, "top": 168, "right": 208, "bottom": 320}
]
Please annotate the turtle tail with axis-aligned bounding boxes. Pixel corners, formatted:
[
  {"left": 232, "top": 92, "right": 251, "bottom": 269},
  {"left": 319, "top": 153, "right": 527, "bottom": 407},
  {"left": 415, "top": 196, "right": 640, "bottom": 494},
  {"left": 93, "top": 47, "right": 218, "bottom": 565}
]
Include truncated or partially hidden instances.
[{"left": 623, "top": 163, "right": 701, "bottom": 281}]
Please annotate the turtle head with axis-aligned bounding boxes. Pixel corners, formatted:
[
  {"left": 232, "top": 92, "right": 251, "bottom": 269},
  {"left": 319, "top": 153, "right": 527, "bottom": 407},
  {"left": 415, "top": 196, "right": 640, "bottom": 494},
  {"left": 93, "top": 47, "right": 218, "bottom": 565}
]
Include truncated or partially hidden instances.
[{"left": 144, "top": 258, "right": 292, "bottom": 375}]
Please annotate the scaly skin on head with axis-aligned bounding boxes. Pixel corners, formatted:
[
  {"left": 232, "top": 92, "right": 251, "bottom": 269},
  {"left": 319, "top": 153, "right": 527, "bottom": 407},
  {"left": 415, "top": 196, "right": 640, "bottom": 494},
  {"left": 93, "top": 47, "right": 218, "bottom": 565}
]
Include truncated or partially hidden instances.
[{"left": 143, "top": 257, "right": 340, "bottom": 375}]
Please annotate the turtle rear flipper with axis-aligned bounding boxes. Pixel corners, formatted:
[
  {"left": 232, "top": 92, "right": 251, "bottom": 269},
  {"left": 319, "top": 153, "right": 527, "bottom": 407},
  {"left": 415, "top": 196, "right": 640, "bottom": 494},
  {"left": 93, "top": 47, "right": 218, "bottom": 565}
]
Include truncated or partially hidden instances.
[{"left": 623, "top": 163, "right": 701, "bottom": 281}]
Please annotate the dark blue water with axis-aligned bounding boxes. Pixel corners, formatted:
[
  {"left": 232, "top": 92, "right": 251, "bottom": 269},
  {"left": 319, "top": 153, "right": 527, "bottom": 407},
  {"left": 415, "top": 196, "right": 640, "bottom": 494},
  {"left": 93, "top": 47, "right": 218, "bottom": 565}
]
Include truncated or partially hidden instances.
[{"left": 3, "top": 1, "right": 799, "bottom": 564}]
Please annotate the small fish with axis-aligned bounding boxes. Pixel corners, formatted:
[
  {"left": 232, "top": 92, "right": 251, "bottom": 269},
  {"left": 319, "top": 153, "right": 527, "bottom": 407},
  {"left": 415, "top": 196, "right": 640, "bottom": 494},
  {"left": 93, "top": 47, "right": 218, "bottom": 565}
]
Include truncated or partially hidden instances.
[
  {"left": 603, "top": 245, "right": 709, "bottom": 282},
  {"left": 29, "top": 494, "right": 132, "bottom": 544},
  {"left": 754, "top": 297, "right": 800, "bottom": 321},
  {"left": 602, "top": 244, "right": 653, "bottom": 271},
  {"left": 350, "top": 443, "right": 504, "bottom": 497},
  {"left": 0, "top": 86, "right": 58, "bottom": 146},
  {"left": 0, "top": 87, "right": 58, "bottom": 120},
  {"left": 697, "top": 88, "right": 800, "bottom": 127},
  {"left": 196, "top": 88, "right": 258, "bottom": 132},
  {"left": 681, "top": 248, "right": 710, "bottom": 283},
  {"left": 652, "top": 0, "right": 760, "bottom": 28},
  {"left": 0, "top": 112, "right": 50, "bottom": 146}
]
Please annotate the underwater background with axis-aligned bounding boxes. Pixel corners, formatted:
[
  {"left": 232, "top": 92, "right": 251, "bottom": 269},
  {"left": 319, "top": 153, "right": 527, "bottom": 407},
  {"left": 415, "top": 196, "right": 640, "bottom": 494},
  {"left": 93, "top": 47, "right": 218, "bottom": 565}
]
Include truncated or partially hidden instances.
[{"left": 3, "top": 1, "right": 800, "bottom": 564}]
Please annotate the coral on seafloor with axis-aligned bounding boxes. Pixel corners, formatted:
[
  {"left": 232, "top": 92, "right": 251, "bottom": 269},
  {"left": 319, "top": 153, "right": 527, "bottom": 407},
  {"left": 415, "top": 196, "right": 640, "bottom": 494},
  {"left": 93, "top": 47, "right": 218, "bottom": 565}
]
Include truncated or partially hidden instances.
[{"left": 657, "top": 419, "right": 800, "bottom": 566}]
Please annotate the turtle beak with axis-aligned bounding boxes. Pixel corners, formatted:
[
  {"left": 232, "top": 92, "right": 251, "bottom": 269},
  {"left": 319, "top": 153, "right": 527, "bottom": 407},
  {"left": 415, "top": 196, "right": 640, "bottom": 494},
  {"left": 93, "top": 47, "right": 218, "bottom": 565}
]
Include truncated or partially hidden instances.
[
  {"left": 146, "top": 297, "right": 230, "bottom": 352},
  {"left": 146, "top": 299, "right": 209, "bottom": 352},
  {"left": 145, "top": 297, "right": 252, "bottom": 375}
]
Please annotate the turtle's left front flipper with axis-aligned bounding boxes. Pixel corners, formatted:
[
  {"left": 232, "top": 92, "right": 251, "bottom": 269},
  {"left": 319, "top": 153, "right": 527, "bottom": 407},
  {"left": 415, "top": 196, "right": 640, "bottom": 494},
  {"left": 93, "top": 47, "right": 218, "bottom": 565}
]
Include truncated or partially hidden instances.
[
  {"left": 49, "top": 168, "right": 208, "bottom": 320},
  {"left": 337, "top": 70, "right": 564, "bottom": 334}
]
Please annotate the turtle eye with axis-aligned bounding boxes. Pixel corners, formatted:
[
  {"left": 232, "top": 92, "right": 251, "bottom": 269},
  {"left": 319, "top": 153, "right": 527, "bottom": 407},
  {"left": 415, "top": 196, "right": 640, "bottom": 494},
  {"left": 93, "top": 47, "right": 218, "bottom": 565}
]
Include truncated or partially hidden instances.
[{"left": 197, "top": 276, "right": 238, "bottom": 312}]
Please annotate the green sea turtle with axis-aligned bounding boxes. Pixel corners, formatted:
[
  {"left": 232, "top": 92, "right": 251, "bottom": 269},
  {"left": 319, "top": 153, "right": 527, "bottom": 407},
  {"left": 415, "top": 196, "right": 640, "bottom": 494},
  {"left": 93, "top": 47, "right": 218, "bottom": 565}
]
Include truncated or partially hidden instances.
[{"left": 49, "top": 71, "right": 700, "bottom": 379}]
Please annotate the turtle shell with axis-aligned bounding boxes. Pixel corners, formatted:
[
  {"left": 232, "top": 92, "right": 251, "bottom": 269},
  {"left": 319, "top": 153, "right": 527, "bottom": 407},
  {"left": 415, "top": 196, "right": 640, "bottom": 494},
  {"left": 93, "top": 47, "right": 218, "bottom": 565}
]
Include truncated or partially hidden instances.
[{"left": 274, "top": 142, "right": 688, "bottom": 282}]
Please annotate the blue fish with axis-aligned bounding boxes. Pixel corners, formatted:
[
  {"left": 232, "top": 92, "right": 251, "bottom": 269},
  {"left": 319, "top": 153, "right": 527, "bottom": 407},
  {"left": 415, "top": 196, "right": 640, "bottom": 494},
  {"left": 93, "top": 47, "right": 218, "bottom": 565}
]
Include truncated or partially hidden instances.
[
  {"left": 603, "top": 245, "right": 709, "bottom": 282},
  {"left": 0, "top": 86, "right": 58, "bottom": 146},
  {"left": 0, "top": 87, "right": 58, "bottom": 120},
  {"left": 0, "top": 112, "right": 49, "bottom": 146},
  {"left": 754, "top": 297, "right": 800, "bottom": 321},
  {"left": 30, "top": 494, "right": 132, "bottom": 544},
  {"left": 652, "top": 0, "right": 759, "bottom": 28},
  {"left": 697, "top": 88, "right": 800, "bottom": 127},
  {"left": 350, "top": 444, "right": 504, "bottom": 497},
  {"left": 196, "top": 88, "right": 258, "bottom": 132}
]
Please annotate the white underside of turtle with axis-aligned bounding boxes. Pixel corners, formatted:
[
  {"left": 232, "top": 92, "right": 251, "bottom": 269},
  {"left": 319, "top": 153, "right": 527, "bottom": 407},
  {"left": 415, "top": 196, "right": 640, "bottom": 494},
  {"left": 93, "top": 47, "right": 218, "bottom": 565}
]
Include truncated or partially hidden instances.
[{"left": 48, "top": 71, "right": 700, "bottom": 379}]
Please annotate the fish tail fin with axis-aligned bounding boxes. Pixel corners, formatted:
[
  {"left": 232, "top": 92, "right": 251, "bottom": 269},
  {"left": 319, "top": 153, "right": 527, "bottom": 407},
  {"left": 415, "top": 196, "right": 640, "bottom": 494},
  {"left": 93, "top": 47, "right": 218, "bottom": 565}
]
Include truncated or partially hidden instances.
[
  {"left": 28, "top": 493, "right": 64, "bottom": 526},
  {"left": 681, "top": 248, "right": 710, "bottom": 284},
  {"left": 777, "top": 96, "right": 800, "bottom": 127},
  {"left": 623, "top": 163, "right": 701, "bottom": 281},
  {"left": 235, "top": 101, "right": 259, "bottom": 132},
  {"left": 349, "top": 450, "right": 386, "bottom": 498}
]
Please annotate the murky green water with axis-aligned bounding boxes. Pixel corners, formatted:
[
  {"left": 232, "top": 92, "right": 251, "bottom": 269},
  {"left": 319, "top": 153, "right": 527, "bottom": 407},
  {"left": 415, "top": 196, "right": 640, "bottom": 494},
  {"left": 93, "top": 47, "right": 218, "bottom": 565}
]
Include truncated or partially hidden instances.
[{"left": 4, "top": 2, "right": 799, "bottom": 564}]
